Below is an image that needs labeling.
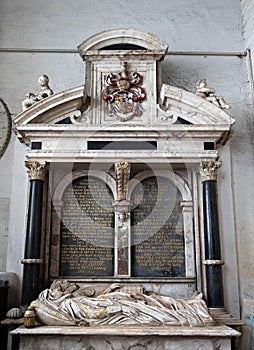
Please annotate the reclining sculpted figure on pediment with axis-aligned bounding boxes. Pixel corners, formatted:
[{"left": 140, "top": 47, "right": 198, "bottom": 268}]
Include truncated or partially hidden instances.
[
  {"left": 157, "top": 83, "right": 233, "bottom": 125},
  {"left": 28, "top": 280, "right": 214, "bottom": 327},
  {"left": 195, "top": 79, "right": 230, "bottom": 110}
]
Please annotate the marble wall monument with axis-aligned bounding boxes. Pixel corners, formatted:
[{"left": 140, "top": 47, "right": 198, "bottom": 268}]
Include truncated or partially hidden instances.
[{"left": 11, "top": 29, "right": 240, "bottom": 348}]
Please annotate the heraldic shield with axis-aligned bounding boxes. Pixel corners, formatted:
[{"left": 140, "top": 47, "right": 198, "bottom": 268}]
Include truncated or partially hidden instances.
[{"left": 102, "top": 68, "right": 146, "bottom": 122}]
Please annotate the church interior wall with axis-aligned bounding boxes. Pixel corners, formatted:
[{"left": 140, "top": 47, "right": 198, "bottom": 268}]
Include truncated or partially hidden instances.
[{"left": 0, "top": 0, "right": 253, "bottom": 335}]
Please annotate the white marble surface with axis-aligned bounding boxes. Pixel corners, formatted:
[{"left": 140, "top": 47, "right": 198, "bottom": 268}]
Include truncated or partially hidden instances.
[
  {"left": 12, "top": 325, "right": 240, "bottom": 336},
  {"left": 18, "top": 336, "right": 232, "bottom": 350},
  {"left": 13, "top": 325, "right": 240, "bottom": 350}
]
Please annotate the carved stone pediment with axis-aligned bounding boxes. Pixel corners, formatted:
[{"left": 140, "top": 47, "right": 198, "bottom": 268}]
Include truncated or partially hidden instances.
[
  {"left": 14, "top": 83, "right": 234, "bottom": 127},
  {"left": 158, "top": 84, "right": 235, "bottom": 126},
  {"left": 13, "top": 29, "right": 234, "bottom": 163},
  {"left": 14, "top": 86, "right": 85, "bottom": 126}
]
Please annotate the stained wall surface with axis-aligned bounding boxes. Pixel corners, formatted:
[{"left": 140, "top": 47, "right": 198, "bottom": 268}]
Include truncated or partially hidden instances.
[{"left": 0, "top": 0, "right": 253, "bottom": 325}]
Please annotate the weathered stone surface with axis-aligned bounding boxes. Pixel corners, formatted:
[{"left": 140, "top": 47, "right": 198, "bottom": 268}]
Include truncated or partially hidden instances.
[{"left": 13, "top": 325, "right": 240, "bottom": 350}]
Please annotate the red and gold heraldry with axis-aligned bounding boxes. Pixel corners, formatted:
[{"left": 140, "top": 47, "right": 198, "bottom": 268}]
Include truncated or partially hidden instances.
[{"left": 102, "top": 69, "right": 146, "bottom": 121}]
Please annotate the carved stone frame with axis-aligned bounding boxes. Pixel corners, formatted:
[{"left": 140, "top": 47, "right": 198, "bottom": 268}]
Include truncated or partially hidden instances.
[{"left": 48, "top": 167, "right": 196, "bottom": 293}]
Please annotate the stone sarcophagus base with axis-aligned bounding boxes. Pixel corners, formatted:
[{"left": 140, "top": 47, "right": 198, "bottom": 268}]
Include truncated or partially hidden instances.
[{"left": 12, "top": 325, "right": 240, "bottom": 350}]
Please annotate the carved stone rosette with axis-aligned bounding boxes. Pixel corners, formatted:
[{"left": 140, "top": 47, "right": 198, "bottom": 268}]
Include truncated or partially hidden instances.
[
  {"left": 25, "top": 161, "right": 48, "bottom": 181},
  {"left": 115, "top": 161, "right": 130, "bottom": 201},
  {"left": 199, "top": 160, "right": 222, "bottom": 182}
]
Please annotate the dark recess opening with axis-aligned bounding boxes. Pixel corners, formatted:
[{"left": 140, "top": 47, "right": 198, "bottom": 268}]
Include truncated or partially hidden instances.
[
  {"left": 31, "top": 142, "right": 42, "bottom": 150},
  {"left": 204, "top": 142, "right": 215, "bottom": 150},
  {"left": 88, "top": 141, "right": 157, "bottom": 150},
  {"left": 100, "top": 43, "right": 146, "bottom": 50}
]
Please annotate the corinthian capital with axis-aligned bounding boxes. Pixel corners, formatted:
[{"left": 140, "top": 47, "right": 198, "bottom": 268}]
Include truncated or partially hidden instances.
[
  {"left": 25, "top": 161, "right": 47, "bottom": 181},
  {"left": 199, "top": 160, "right": 222, "bottom": 182}
]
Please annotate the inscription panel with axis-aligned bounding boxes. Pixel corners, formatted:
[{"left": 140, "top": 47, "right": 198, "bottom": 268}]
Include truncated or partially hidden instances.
[
  {"left": 60, "top": 176, "right": 114, "bottom": 276},
  {"left": 131, "top": 176, "right": 185, "bottom": 277}
]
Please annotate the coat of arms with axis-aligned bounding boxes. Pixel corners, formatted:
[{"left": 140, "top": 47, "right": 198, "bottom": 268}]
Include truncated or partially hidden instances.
[{"left": 102, "top": 67, "right": 146, "bottom": 122}]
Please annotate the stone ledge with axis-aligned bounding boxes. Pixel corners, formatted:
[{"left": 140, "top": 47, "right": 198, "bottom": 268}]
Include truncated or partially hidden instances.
[{"left": 11, "top": 325, "right": 240, "bottom": 338}]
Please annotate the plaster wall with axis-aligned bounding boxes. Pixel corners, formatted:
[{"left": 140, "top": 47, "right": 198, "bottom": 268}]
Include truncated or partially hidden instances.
[
  {"left": 0, "top": 0, "right": 253, "bottom": 322},
  {"left": 238, "top": 1, "right": 254, "bottom": 347},
  {"left": 242, "top": 0, "right": 254, "bottom": 50}
]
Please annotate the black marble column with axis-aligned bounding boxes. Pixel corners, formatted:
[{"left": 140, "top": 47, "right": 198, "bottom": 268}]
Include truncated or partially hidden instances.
[
  {"left": 200, "top": 160, "right": 224, "bottom": 308},
  {"left": 21, "top": 161, "right": 47, "bottom": 306}
]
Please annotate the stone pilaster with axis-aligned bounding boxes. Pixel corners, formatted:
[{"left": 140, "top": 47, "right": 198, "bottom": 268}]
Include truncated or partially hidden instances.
[
  {"left": 113, "top": 161, "right": 131, "bottom": 276},
  {"left": 112, "top": 200, "right": 131, "bottom": 277},
  {"left": 199, "top": 160, "right": 224, "bottom": 308},
  {"left": 21, "top": 161, "right": 47, "bottom": 306}
]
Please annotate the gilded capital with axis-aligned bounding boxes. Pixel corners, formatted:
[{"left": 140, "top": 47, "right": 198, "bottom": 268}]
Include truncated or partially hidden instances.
[
  {"left": 25, "top": 161, "right": 48, "bottom": 181},
  {"left": 115, "top": 161, "right": 130, "bottom": 201},
  {"left": 199, "top": 160, "right": 222, "bottom": 182}
]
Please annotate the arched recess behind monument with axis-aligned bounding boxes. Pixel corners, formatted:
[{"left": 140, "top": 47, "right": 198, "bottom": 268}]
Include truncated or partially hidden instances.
[
  {"left": 49, "top": 170, "right": 116, "bottom": 280},
  {"left": 128, "top": 170, "right": 195, "bottom": 279}
]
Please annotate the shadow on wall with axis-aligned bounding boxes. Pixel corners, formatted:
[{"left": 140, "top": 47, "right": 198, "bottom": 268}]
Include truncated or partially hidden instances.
[{"left": 0, "top": 273, "right": 20, "bottom": 312}]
